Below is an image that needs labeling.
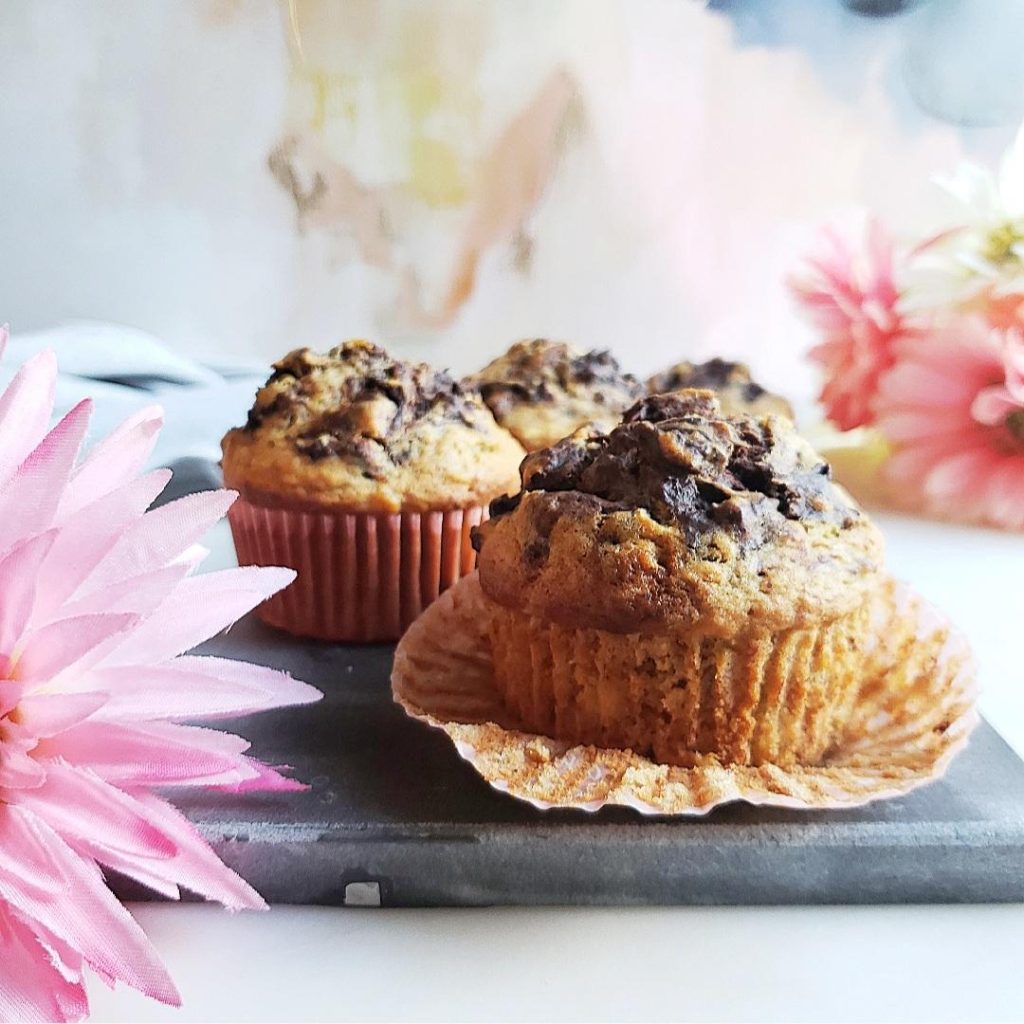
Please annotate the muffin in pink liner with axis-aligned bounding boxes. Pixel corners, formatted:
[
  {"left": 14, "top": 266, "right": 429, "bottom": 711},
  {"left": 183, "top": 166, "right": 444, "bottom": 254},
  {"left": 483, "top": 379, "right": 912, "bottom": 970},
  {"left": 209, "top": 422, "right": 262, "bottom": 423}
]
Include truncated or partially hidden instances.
[{"left": 221, "top": 341, "right": 525, "bottom": 642}]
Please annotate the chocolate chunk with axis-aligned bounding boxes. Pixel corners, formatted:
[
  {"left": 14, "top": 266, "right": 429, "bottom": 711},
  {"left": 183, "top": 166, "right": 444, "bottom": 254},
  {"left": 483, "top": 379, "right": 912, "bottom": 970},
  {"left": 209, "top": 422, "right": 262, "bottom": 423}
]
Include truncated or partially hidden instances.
[{"left": 490, "top": 391, "right": 857, "bottom": 549}]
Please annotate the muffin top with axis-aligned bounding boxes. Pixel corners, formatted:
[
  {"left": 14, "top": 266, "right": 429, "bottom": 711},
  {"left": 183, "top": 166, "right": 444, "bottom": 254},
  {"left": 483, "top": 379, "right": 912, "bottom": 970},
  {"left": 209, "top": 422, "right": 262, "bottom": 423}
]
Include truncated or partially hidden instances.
[
  {"left": 474, "top": 391, "right": 883, "bottom": 635},
  {"left": 647, "top": 358, "right": 794, "bottom": 420},
  {"left": 222, "top": 340, "right": 525, "bottom": 512},
  {"left": 466, "top": 339, "right": 644, "bottom": 451}
]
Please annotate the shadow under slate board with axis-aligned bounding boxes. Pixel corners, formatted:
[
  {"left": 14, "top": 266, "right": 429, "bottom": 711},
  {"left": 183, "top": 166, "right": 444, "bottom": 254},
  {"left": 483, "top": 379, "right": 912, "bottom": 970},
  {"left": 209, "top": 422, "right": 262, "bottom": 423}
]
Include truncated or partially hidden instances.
[{"left": 114, "top": 613, "right": 1024, "bottom": 908}]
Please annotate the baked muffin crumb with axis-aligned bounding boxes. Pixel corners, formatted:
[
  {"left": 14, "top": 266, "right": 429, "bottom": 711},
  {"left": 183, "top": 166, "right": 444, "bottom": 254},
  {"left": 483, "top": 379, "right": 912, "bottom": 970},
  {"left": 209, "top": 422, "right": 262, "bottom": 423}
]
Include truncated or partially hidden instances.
[
  {"left": 223, "top": 340, "right": 525, "bottom": 512},
  {"left": 466, "top": 339, "right": 644, "bottom": 450},
  {"left": 647, "top": 358, "right": 793, "bottom": 420}
]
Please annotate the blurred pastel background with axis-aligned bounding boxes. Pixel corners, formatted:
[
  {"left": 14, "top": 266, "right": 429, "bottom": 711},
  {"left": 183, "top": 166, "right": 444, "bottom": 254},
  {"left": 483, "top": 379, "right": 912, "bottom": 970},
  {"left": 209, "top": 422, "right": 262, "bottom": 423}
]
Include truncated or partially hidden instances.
[{"left": 2, "top": 0, "right": 1024, "bottom": 404}]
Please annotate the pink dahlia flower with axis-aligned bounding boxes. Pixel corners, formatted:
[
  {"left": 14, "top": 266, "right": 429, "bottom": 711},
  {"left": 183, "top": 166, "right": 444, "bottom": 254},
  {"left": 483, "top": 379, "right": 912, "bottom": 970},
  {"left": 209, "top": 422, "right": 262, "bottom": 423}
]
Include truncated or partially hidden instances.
[
  {"left": 790, "top": 220, "right": 912, "bottom": 431},
  {"left": 875, "top": 316, "right": 1024, "bottom": 530},
  {"left": 0, "top": 331, "right": 320, "bottom": 1021}
]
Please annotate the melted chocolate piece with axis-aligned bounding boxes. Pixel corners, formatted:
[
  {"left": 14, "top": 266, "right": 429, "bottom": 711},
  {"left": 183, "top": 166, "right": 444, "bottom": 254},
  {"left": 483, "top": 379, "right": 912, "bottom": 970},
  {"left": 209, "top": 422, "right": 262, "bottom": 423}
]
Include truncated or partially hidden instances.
[
  {"left": 622, "top": 390, "right": 721, "bottom": 425},
  {"left": 487, "top": 391, "right": 856, "bottom": 550}
]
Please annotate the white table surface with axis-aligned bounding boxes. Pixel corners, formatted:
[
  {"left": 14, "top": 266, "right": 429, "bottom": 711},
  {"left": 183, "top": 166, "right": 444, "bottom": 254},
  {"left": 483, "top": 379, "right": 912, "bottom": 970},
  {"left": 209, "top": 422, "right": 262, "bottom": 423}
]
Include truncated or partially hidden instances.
[{"left": 89, "top": 513, "right": 1024, "bottom": 1023}]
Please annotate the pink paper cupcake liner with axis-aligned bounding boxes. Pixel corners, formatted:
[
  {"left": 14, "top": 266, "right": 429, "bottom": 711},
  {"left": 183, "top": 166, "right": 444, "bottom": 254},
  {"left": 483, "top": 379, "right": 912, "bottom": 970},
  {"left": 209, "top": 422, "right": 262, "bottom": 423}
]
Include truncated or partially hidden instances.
[{"left": 228, "top": 496, "right": 484, "bottom": 642}]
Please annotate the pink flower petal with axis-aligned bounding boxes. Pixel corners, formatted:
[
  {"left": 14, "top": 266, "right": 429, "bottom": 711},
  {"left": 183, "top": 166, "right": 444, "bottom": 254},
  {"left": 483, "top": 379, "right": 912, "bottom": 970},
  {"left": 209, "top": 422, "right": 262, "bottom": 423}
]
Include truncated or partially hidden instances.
[
  {"left": 58, "top": 563, "right": 191, "bottom": 622},
  {"left": 0, "top": 349, "right": 58, "bottom": 491},
  {"left": 877, "top": 410, "right": 972, "bottom": 443},
  {"left": 77, "top": 489, "right": 238, "bottom": 596},
  {"left": 100, "top": 566, "right": 296, "bottom": 668},
  {"left": 30, "top": 470, "right": 171, "bottom": 627},
  {"left": 123, "top": 791, "right": 266, "bottom": 910},
  {"left": 91, "top": 656, "right": 320, "bottom": 722},
  {"left": 884, "top": 442, "right": 953, "bottom": 489},
  {"left": 0, "top": 804, "right": 179, "bottom": 1006},
  {"left": 39, "top": 720, "right": 256, "bottom": 787},
  {"left": 16, "top": 613, "right": 139, "bottom": 686},
  {"left": 216, "top": 758, "right": 308, "bottom": 794},
  {"left": 0, "top": 679, "right": 23, "bottom": 717},
  {"left": 922, "top": 447, "right": 1000, "bottom": 502},
  {"left": 0, "top": 903, "right": 89, "bottom": 1024},
  {"left": 60, "top": 406, "right": 163, "bottom": 519},
  {"left": 982, "top": 458, "right": 1024, "bottom": 529},
  {"left": 0, "top": 400, "right": 92, "bottom": 557},
  {"left": 878, "top": 360, "right": 982, "bottom": 411},
  {"left": 66, "top": 837, "right": 184, "bottom": 901},
  {"left": 0, "top": 746, "right": 47, "bottom": 791},
  {"left": 15, "top": 693, "right": 108, "bottom": 738},
  {"left": 0, "top": 531, "right": 57, "bottom": 665},
  {"left": 971, "top": 385, "right": 1020, "bottom": 426},
  {"left": 12, "top": 762, "right": 178, "bottom": 862}
]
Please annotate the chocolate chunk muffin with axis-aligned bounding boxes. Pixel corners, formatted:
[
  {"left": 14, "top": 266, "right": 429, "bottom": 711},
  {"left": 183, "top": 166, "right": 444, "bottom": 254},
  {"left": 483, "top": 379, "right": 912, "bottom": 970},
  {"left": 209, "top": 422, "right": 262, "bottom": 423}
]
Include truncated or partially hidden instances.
[
  {"left": 647, "top": 357, "right": 794, "bottom": 420},
  {"left": 222, "top": 340, "right": 525, "bottom": 641},
  {"left": 466, "top": 339, "right": 644, "bottom": 451},
  {"left": 472, "top": 390, "right": 884, "bottom": 767},
  {"left": 225, "top": 340, "right": 523, "bottom": 512}
]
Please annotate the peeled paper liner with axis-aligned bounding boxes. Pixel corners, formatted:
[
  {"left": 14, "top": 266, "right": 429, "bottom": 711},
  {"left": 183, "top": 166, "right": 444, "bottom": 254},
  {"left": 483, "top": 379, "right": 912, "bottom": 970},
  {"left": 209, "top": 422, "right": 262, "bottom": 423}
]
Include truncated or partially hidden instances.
[{"left": 391, "top": 573, "right": 979, "bottom": 815}]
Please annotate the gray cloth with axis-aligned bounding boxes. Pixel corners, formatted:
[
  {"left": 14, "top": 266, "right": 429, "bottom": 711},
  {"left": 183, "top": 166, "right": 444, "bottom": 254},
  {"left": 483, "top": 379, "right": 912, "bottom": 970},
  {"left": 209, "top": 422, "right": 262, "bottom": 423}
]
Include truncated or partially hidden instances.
[{"left": 3, "top": 320, "right": 264, "bottom": 474}]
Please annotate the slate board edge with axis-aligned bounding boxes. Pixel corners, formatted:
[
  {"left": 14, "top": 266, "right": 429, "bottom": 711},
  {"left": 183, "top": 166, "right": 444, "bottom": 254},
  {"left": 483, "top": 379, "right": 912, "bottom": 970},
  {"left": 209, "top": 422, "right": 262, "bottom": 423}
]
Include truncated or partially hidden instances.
[
  {"left": 105, "top": 611, "right": 1024, "bottom": 908},
  {"left": 195, "top": 814, "right": 1024, "bottom": 908},
  {"left": 112, "top": 718, "right": 1024, "bottom": 908}
]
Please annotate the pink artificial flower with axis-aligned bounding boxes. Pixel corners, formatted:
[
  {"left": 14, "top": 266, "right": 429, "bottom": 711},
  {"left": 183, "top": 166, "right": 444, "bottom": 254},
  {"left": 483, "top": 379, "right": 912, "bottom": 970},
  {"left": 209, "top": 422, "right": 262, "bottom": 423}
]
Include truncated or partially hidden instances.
[
  {"left": 875, "top": 316, "right": 1024, "bottom": 530},
  {"left": 0, "top": 330, "right": 321, "bottom": 1021},
  {"left": 790, "top": 220, "right": 912, "bottom": 431}
]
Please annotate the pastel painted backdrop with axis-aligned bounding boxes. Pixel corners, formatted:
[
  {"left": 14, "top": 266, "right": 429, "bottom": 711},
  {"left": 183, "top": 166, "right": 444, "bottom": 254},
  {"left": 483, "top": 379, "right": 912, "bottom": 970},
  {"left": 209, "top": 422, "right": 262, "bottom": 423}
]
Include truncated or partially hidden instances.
[{"left": 2, "top": 0, "right": 1022, "bottom": 401}]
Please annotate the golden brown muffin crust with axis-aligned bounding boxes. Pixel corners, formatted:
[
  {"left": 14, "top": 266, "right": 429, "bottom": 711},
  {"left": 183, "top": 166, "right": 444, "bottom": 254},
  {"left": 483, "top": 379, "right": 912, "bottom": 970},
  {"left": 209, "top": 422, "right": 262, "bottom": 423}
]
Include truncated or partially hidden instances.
[
  {"left": 474, "top": 391, "right": 883, "bottom": 635},
  {"left": 466, "top": 339, "right": 644, "bottom": 451},
  {"left": 647, "top": 357, "right": 794, "bottom": 420},
  {"left": 222, "top": 341, "right": 525, "bottom": 512}
]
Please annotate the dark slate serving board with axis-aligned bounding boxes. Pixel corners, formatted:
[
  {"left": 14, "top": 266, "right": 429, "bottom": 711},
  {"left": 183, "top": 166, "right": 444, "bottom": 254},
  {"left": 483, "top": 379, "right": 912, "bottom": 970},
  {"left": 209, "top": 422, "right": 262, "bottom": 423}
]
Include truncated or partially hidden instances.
[{"left": 132, "top": 615, "right": 1024, "bottom": 907}]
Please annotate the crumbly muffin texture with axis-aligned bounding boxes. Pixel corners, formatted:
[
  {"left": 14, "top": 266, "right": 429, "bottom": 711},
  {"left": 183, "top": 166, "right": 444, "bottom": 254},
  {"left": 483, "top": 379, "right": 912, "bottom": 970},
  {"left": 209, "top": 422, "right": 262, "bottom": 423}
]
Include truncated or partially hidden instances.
[
  {"left": 466, "top": 339, "right": 644, "bottom": 451},
  {"left": 474, "top": 390, "right": 883, "bottom": 635},
  {"left": 222, "top": 341, "right": 525, "bottom": 512},
  {"left": 647, "top": 357, "right": 794, "bottom": 420}
]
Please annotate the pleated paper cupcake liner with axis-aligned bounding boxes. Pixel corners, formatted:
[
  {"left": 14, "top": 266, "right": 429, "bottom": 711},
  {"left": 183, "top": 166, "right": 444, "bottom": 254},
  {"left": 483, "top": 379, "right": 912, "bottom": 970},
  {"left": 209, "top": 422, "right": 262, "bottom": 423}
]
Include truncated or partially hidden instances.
[
  {"left": 391, "top": 573, "right": 979, "bottom": 814},
  {"left": 487, "top": 601, "right": 870, "bottom": 768},
  {"left": 228, "top": 496, "right": 483, "bottom": 642}
]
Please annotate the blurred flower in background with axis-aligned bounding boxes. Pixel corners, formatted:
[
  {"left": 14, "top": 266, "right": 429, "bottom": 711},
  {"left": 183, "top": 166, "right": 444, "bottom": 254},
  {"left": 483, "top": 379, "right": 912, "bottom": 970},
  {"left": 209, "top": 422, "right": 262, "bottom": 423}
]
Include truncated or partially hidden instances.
[
  {"left": 794, "top": 126, "right": 1024, "bottom": 530},
  {"left": 790, "top": 220, "right": 911, "bottom": 430},
  {"left": 875, "top": 319, "right": 1024, "bottom": 529},
  {"left": 904, "top": 127, "right": 1024, "bottom": 325}
]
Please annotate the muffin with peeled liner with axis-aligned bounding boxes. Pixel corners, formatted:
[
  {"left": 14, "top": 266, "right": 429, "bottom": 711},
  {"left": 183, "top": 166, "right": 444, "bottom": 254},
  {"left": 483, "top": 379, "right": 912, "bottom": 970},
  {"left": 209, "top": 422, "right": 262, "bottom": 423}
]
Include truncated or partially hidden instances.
[
  {"left": 472, "top": 390, "right": 884, "bottom": 767},
  {"left": 223, "top": 340, "right": 525, "bottom": 641},
  {"left": 466, "top": 339, "right": 644, "bottom": 451},
  {"left": 647, "top": 357, "right": 794, "bottom": 420}
]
